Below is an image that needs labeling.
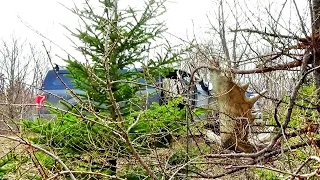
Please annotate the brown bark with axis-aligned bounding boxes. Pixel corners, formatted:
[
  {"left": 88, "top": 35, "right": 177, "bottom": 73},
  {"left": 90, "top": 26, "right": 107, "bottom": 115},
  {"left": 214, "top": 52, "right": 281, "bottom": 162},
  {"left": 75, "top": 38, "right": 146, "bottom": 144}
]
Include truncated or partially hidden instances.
[{"left": 312, "top": 0, "right": 320, "bottom": 111}]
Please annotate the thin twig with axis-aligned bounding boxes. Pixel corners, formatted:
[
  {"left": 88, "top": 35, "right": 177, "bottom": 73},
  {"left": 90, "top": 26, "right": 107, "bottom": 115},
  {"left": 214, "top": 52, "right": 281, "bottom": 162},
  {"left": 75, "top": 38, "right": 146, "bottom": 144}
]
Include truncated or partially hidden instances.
[
  {"left": 292, "top": 0, "right": 308, "bottom": 37},
  {"left": 230, "top": 28, "right": 301, "bottom": 40}
]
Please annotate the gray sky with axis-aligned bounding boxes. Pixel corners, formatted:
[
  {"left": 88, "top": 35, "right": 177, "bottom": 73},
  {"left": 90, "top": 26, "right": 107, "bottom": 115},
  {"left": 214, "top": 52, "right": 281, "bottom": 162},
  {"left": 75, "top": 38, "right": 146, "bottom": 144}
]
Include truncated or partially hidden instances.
[
  {"left": 0, "top": 0, "right": 311, "bottom": 68},
  {"left": 0, "top": 0, "right": 213, "bottom": 65}
]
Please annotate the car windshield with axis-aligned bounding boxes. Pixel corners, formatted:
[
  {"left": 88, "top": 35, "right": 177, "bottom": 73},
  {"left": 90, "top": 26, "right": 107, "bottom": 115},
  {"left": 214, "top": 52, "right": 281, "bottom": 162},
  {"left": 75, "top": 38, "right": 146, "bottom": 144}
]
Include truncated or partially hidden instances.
[{"left": 42, "top": 70, "right": 74, "bottom": 90}]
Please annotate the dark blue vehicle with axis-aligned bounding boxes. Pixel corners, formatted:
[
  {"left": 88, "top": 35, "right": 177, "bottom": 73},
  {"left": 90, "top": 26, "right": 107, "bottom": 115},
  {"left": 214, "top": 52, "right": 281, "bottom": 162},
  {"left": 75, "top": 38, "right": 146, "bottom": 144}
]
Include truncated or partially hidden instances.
[
  {"left": 35, "top": 68, "right": 82, "bottom": 119},
  {"left": 34, "top": 66, "right": 211, "bottom": 119}
]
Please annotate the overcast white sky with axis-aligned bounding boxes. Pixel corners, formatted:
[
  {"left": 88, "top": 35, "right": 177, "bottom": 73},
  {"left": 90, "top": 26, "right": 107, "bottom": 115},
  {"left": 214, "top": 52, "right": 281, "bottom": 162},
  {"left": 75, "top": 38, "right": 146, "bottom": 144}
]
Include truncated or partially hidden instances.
[
  {"left": 0, "top": 0, "right": 213, "bottom": 65},
  {"left": 0, "top": 0, "right": 311, "bottom": 68}
]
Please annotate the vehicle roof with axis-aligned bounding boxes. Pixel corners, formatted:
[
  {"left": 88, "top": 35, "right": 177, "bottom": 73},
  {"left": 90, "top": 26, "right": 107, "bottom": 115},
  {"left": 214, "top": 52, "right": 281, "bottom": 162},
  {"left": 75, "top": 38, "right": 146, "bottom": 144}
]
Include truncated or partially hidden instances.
[{"left": 48, "top": 69, "right": 69, "bottom": 73}]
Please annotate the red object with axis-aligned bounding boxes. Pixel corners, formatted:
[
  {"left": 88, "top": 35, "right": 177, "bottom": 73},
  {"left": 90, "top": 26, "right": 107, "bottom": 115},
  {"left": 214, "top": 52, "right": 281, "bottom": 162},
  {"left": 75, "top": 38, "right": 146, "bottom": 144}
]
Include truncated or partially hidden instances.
[{"left": 35, "top": 95, "right": 46, "bottom": 109}]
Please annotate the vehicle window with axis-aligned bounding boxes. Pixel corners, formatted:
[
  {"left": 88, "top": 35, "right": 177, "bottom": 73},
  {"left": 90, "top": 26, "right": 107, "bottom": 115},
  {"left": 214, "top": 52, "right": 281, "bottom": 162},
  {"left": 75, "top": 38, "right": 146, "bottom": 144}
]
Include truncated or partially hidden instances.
[{"left": 42, "top": 71, "right": 74, "bottom": 90}]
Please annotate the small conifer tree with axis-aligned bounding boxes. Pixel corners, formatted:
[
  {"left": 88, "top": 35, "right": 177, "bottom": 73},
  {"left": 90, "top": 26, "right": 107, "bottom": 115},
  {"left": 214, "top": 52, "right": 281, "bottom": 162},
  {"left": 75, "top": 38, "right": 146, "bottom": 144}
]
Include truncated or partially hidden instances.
[{"left": 26, "top": 0, "right": 185, "bottom": 178}]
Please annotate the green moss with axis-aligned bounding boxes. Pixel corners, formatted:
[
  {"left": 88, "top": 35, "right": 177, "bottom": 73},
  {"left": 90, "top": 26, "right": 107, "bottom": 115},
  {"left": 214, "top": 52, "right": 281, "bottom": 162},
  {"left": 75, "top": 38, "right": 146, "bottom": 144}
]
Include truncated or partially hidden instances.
[
  {"left": 35, "top": 151, "right": 55, "bottom": 169},
  {"left": 255, "top": 169, "right": 283, "bottom": 180}
]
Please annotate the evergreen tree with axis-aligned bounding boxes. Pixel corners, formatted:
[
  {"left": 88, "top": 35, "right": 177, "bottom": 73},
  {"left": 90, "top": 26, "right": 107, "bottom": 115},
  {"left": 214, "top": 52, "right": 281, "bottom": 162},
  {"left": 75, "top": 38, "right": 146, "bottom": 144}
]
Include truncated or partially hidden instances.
[
  {"left": 66, "top": 0, "right": 178, "bottom": 111},
  {"left": 25, "top": 0, "right": 185, "bottom": 178}
]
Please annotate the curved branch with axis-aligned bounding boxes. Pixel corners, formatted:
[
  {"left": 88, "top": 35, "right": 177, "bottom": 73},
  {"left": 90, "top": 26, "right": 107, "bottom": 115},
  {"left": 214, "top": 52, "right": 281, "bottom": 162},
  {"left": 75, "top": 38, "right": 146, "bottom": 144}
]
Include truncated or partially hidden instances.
[
  {"left": 232, "top": 59, "right": 302, "bottom": 74},
  {"left": 0, "top": 135, "right": 76, "bottom": 180},
  {"left": 190, "top": 59, "right": 302, "bottom": 79}
]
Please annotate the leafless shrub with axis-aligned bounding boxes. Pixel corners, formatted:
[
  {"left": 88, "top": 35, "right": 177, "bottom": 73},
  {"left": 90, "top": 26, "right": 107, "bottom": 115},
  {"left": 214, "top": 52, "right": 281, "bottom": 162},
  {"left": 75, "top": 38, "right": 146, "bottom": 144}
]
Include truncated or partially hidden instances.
[{"left": 0, "top": 37, "right": 48, "bottom": 134}]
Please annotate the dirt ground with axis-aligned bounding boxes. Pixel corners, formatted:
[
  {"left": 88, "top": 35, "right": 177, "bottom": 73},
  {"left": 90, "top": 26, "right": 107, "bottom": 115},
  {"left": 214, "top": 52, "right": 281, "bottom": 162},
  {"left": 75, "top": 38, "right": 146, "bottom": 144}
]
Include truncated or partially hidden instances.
[{"left": 0, "top": 136, "right": 20, "bottom": 157}]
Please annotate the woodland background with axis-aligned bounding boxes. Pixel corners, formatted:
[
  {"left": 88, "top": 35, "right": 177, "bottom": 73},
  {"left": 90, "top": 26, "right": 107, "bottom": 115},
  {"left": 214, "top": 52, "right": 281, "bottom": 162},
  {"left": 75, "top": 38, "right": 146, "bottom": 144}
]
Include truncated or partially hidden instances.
[{"left": 0, "top": 0, "right": 319, "bottom": 179}]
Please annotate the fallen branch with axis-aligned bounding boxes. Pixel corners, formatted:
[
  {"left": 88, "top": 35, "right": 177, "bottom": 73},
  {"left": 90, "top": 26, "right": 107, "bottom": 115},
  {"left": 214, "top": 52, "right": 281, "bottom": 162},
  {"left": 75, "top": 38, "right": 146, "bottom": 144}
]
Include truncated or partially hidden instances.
[
  {"left": 0, "top": 135, "right": 76, "bottom": 180},
  {"left": 289, "top": 156, "right": 320, "bottom": 180},
  {"left": 226, "top": 164, "right": 300, "bottom": 177},
  {"left": 204, "top": 139, "right": 319, "bottom": 179},
  {"left": 47, "top": 170, "right": 126, "bottom": 180}
]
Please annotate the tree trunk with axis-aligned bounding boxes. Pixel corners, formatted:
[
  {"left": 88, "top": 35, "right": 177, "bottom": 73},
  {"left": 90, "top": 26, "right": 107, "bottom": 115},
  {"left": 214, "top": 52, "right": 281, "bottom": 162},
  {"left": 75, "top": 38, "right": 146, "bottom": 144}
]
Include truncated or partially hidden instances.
[{"left": 312, "top": 0, "right": 320, "bottom": 112}]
